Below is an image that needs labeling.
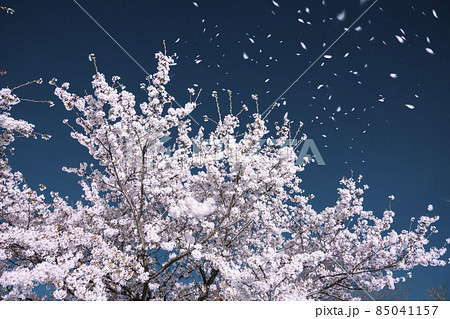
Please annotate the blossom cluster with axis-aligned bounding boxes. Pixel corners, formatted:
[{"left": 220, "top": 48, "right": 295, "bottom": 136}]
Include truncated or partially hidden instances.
[{"left": 0, "top": 52, "right": 448, "bottom": 300}]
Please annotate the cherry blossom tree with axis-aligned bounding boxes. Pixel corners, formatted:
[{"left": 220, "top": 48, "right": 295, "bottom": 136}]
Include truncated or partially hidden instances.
[{"left": 0, "top": 52, "right": 448, "bottom": 301}]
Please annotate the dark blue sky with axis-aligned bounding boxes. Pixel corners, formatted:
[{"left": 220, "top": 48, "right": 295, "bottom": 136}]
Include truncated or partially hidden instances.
[{"left": 1, "top": 0, "right": 449, "bottom": 300}]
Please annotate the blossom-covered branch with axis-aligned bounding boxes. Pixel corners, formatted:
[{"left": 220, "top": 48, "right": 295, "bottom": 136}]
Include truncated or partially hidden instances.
[{"left": 0, "top": 52, "right": 448, "bottom": 300}]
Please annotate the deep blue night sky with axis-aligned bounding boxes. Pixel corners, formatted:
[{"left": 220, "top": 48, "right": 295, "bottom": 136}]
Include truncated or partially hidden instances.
[{"left": 1, "top": 0, "right": 449, "bottom": 300}]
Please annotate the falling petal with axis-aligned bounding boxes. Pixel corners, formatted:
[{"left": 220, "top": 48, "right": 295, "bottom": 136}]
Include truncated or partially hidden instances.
[
  {"left": 243, "top": 52, "right": 249, "bottom": 59},
  {"left": 405, "top": 104, "right": 415, "bottom": 109},
  {"left": 193, "top": 2, "right": 199, "bottom": 7},
  {"left": 395, "top": 35, "right": 405, "bottom": 43},
  {"left": 390, "top": 73, "right": 398, "bottom": 79},
  {"left": 425, "top": 48, "right": 435, "bottom": 55},
  {"left": 432, "top": 9, "right": 439, "bottom": 19},
  {"left": 324, "top": 55, "right": 332, "bottom": 59},
  {"left": 272, "top": 0, "right": 280, "bottom": 7},
  {"left": 300, "top": 42, "right": 307, "bottom": 50},
  {"left": 337, "top": 9, "right": 346, "bottom": 21}
]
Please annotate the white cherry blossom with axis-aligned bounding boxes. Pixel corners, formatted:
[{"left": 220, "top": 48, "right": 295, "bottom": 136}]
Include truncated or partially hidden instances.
[{"left": 0, "top": 52, "right": 448, "bottom": 301}]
